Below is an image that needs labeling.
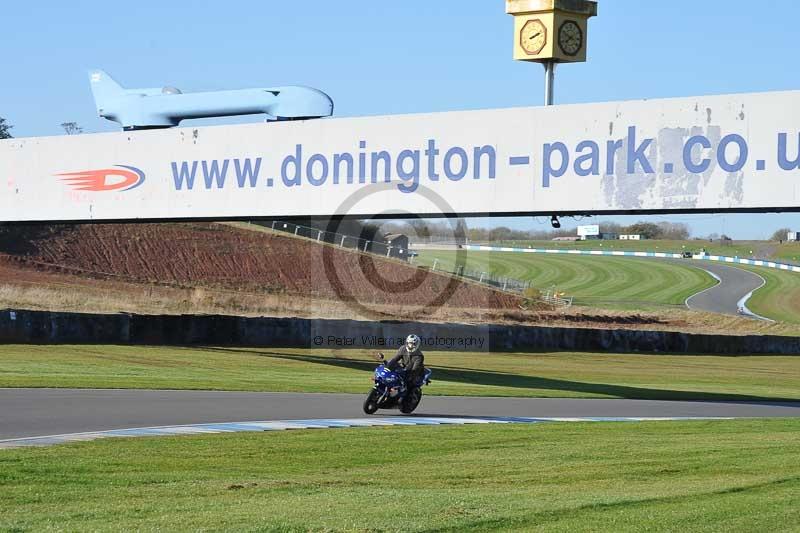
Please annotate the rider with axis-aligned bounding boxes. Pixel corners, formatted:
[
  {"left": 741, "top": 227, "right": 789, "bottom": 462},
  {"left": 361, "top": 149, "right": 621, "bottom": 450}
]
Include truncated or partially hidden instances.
[{"left": 382, "top": 334, "right": 426, "bottom": 391}]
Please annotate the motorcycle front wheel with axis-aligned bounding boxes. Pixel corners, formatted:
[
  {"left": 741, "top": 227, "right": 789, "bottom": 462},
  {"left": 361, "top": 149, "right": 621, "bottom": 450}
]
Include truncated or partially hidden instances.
[{"left": 363, "top": 389, "right": 381, "bottom": 414}]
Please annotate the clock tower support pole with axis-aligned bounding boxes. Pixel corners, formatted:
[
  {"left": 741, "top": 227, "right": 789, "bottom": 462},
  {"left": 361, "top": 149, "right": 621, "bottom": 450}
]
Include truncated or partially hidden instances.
[{"left": 544, "top": 61, "right": 555, "bottom": 106}]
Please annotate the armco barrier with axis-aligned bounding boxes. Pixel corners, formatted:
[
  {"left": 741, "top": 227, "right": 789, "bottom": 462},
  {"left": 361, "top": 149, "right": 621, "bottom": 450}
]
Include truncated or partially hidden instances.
[
  {"left": 0, "top": 309, "right": 798, "bottom": 355},
  {"left": 462, "top": 245, "right": 800, "bottom": 273}
]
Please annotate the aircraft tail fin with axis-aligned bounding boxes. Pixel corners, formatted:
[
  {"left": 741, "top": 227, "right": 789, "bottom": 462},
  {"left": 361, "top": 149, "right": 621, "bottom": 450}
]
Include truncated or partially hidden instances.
[{"left": 88, "top": 69, "right": 124, "bottom": 114}]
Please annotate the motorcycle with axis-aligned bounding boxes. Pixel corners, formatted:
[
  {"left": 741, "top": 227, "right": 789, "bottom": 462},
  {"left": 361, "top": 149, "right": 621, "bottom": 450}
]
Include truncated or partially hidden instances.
[{"left": 363, "top": 356, "right": 432, "bottom": 415}]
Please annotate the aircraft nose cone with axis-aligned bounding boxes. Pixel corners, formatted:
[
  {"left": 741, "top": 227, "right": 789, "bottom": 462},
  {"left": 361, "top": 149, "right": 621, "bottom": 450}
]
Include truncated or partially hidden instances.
[{"left": 271, "top": 86, "right": 334, "bottom": 119}]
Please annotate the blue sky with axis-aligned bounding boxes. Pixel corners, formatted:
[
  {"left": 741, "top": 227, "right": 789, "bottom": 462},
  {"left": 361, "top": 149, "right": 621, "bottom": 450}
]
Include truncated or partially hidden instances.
[{"left": 2, "top": 0, "right": 799, "bottom": 238}]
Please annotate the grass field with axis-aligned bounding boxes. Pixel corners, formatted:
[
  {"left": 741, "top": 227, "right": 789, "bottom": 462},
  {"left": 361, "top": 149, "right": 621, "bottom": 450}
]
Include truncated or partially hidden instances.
[
  {"left": 481, "top": 239, "right": 800, "bottom": 263},
  {"left": 2, "top": 345, "right": 799, "bottom": 401},
  {"left": 2, "top": 419, "right": 799, "bottom": 531},
  {"left": 417, "top": 251, "right": 716, "bottom": 309},
  {"left": 771, "top": 244, "right": 800, "bottom": 263},
  {"left": 417, "top": 249, "right": 800, "bottom": 323},
  {"left": 737, "top": 265, "right": 800, "bottom": 324}
]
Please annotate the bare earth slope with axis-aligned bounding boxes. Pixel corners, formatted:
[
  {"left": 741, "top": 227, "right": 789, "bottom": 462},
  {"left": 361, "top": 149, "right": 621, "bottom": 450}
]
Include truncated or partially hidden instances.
[{"left": 0, "top": 223, "right": 517, "bottom": 312}]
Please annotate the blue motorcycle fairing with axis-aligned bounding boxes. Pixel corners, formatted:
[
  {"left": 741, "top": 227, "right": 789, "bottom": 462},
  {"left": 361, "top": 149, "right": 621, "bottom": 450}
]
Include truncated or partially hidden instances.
[
  {"left": 373, "top": 365, "right": 431, "bottom": 390},
  {"left": 374, "top": 365, "right": 401, "bottom": 384},
  {"left": 366, "top": 363, "right": 432, "bottom": 413},
  {"left": 375, "top": 365, "right": 430, "bottom": 384}
]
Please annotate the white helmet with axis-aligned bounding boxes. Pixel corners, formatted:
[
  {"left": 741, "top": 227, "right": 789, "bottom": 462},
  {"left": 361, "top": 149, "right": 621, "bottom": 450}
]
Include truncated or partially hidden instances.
[{"left": 405, "top": 334, "right": 421, "bottom": 352}]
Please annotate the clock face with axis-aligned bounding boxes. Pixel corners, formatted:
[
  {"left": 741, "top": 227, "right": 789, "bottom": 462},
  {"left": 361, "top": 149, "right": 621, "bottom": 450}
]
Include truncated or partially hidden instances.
[
  {"left": 520, "top": 19, "right": 547, "bottom": 56},
  {"left": 558, "top": 20, "right": 583, "bottom": 56}
]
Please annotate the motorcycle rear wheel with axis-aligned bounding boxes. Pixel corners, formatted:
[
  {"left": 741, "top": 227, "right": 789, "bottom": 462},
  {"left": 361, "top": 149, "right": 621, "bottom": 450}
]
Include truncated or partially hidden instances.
[
  {"left": 363, "top": 389, "right": 380, "bottom": 415},
  {"left": 400, "top": 388, "right": 422, "bottom": 414}
]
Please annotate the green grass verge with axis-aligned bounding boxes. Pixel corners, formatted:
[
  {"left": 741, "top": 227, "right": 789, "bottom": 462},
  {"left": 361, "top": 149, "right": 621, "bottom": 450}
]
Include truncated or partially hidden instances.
[
  {"left": 417, "top": 251, "right": 715, "bottom": 309},
  {"left": 735, "top": 265, "right": 800, "bottom": 324},
  {"left": 2, "top": 345, "right": 799, "bottom": 401},
  {"left": 2, "top": 419, "right": 799, "bottom": 531},
  {"left": 771, "top": 243, "right": 800, "bottom": 264}
]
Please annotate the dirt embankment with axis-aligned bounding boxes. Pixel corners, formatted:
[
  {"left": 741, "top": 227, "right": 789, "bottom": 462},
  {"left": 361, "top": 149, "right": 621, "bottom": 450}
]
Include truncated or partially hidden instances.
[{"left": 0, "top": 223, "right": 519, "bottom": 312}]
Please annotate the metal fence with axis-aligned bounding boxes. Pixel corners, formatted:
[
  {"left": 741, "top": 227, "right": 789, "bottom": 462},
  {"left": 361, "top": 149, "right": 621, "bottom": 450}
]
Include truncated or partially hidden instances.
[
  {"left": 268, "top": 221, "right": 537, "bottom": 297},
  {"left": 269, "top": 221, "right": 410, "bottom": 259},
  {"left": 541, "top": 287, "right": 574, "bottom": 308},
  {"left": 427, "top": 259, "right": 532, "bottom": 294}
]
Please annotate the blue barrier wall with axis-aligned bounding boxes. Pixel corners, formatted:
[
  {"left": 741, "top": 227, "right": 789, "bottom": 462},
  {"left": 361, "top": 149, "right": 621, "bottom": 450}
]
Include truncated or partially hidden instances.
[{"left": 1, "top": 309, "right": 798, "bottom": 355}]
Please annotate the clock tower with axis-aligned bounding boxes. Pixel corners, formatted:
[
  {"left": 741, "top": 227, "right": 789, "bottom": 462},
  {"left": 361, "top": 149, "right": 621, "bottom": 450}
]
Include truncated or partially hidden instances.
[
  {"left": 506, "top": 0, "right": 598, "bottom": 105},
  {"left": 507, "top": 0, "right": 597, "bottom": 63}
]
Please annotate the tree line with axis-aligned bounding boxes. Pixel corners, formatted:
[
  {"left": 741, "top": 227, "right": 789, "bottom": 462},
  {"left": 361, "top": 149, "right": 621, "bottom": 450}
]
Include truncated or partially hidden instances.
[
  {"left": 0, "top": 117, "right": 84, "bottom": 139},
  {"left": 378, "top": 219, "right": 692, "bottom": 242}
]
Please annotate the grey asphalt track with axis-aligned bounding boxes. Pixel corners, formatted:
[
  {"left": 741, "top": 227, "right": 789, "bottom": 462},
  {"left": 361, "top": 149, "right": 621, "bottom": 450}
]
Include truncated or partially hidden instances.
[
  {"left": 684, "top": 261, "right": 766, "bottom": 316},
  {"left": 2, "top": 389, "right": 799, "bottom": 441}
]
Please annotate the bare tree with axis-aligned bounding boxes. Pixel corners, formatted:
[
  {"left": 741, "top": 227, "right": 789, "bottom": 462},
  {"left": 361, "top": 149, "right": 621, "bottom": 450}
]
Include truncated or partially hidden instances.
[
  {"left": 60, "top": 122, "right": 83, "bottom": 135},
  {"left": 770, "top": 227, "right": 793, "bottom": 241},
  {"left": 600, "top": 221, "right": 624, "bottom": 235},
  {"left": 656, "top": 221, "right": 690, "bottom": 240}
]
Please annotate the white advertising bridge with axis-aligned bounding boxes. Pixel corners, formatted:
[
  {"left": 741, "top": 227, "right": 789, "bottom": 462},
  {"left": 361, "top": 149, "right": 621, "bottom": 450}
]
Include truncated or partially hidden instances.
[{"left": 2, "top": 90, "right": 800, "bottom": 222}]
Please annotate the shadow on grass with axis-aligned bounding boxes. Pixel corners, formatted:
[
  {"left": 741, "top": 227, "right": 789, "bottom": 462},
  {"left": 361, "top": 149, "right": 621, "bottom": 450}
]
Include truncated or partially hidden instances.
[{"left": 201, "top": 347, "right": 799, "bottom": 404}]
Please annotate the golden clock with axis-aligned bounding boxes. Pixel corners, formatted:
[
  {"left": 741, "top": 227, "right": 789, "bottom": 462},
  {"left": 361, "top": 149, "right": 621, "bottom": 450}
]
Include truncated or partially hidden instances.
[{"left": 520, "top": 19, "right": 547, "bottom": 56}]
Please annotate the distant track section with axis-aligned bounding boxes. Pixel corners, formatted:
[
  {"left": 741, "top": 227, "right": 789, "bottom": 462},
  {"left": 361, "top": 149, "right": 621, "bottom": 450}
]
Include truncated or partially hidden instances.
[
  {"left": 683, "top": 262, "right": 768, "bottom": 317},
  {"left": 440, "top": 245, "right": 800, "bottom": 317}
]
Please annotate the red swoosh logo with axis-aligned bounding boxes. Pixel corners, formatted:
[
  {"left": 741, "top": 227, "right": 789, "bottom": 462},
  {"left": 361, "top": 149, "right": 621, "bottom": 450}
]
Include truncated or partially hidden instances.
[{"left": 57, "top": 166, "right": 145, "bottom": 192}]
